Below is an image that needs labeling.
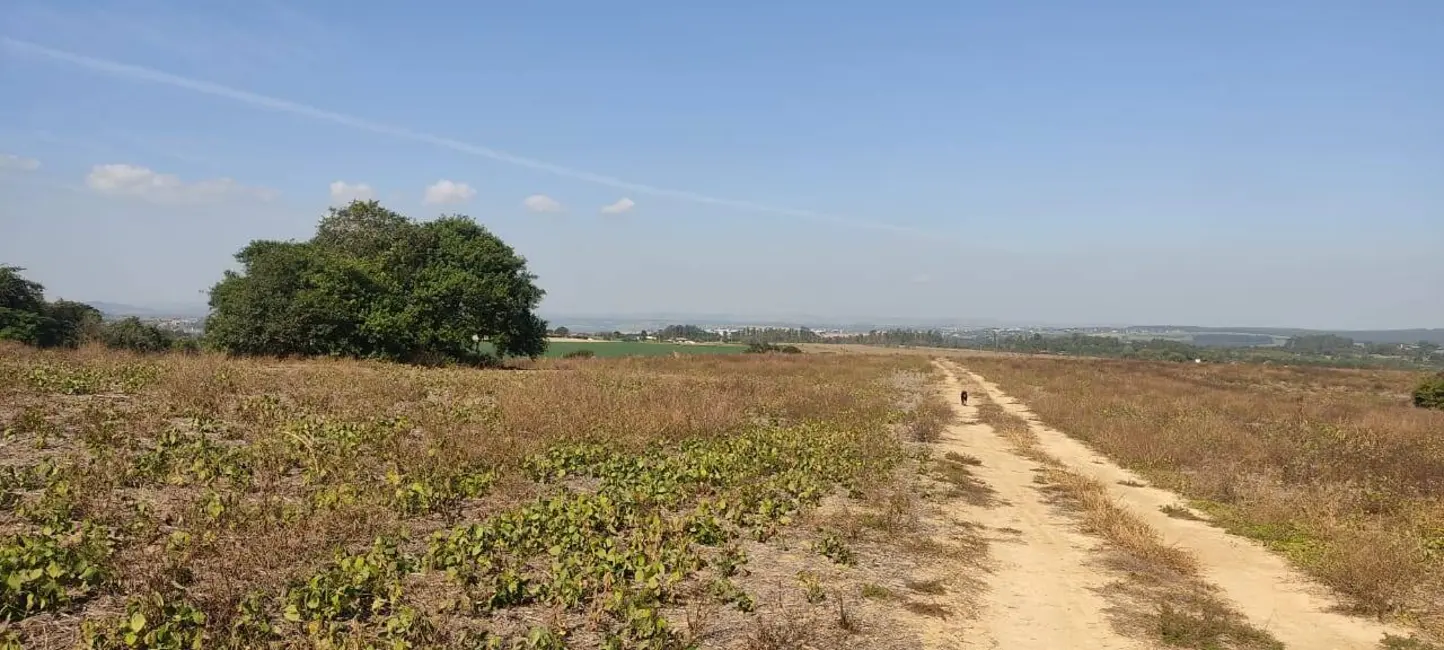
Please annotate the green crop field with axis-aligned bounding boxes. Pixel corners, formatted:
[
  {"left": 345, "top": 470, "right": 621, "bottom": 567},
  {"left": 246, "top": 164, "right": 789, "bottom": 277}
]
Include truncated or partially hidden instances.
[{"left": 542, "top": 340, "right": 747, "bottom": 357}]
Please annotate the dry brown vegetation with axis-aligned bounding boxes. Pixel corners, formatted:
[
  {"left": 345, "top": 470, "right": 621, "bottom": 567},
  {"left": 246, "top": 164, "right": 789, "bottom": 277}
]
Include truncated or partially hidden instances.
[
  {"left": 0, "top": 342, "right": 965, "bottom": 649},
  {"left": 961, "top": 355, "right": 1444, "bottom": 640},
  {"left": 953, "top": 366, "right": 1281, "bottom": 649}
]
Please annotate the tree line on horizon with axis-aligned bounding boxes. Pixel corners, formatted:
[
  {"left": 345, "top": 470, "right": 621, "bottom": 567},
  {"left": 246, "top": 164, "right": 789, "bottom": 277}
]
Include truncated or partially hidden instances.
[
  {"left": 2, "top": 200, "right": 551, "bottom": 364},
  {"left": 4, "top": 199, "right": 1440, "bottom": 375},
  {"left": 1, "top": 265, "right": 195, "bottom": 354}
]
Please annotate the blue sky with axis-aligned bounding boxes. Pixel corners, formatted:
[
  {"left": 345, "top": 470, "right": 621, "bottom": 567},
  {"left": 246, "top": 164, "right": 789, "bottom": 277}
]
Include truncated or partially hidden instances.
[{"left": 1, "top": 0, "right": 1440, "bottom": 328}]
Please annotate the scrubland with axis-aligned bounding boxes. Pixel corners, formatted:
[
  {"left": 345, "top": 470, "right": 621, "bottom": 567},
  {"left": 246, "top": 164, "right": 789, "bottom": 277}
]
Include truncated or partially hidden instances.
[
  {"left": 0, "top": 342, "right": 972, "bottom": 649},
  {"left": 12, "top": 336, "right": 1435, "bottom": 649}
]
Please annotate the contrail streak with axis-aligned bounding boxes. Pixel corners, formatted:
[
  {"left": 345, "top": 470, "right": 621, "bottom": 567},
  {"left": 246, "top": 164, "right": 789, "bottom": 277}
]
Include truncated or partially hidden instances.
[{"left": 2, "top": 37, "right": 932, "bottom": 238}]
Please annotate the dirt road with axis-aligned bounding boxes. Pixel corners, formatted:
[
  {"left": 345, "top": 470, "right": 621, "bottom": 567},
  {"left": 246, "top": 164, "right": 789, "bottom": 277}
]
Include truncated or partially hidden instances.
[
  {"left": 932, "top": 360, "right": 1404, "bottom": 649},
  {"left": 930, "top": 364, "right": 1147, "bottom": 649}
]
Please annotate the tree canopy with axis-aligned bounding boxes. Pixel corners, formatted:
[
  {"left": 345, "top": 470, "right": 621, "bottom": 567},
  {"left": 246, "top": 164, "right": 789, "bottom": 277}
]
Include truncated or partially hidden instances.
[
  {"left": 100, "top": 317, "right": 182, "bottom": 353},
  {"left": 205, "top": 200, "right": 547, "bottom": 363},
  {"left": 0, "top": 266, "right": 103, "bottom": 348}
]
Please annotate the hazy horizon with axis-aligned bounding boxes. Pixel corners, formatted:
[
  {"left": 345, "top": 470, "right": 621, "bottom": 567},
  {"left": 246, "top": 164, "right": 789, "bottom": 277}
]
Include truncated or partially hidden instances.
[
  {"left": 69, "top": 299, "right": 1443, "bottom": 334},
  {"left": 3, "top": 1, "right": 1441, "bottom": 331}
]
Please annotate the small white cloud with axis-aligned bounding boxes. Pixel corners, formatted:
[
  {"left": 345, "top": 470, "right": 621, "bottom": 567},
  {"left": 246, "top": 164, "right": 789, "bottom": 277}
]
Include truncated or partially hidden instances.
[
  {"left": 0, "top": 154, "right": 41, "bottom": 172},
  {"left": 600, "top": 197, "right": 635, "bottom": 215},
  {"left": 86, "top": 163, "right": 275, "bottom": 203},
  {"left": 523, "top": 194, "right": 563, "bottom": 213},
  {"left": 423, "top": 179, "right": 476, "bottom": 205},
  {"left": 329, "top": 180, "right": 375, "bottom": 204},
  {"left": 911, "top": 273, "right": 932, "bottom": 284}
]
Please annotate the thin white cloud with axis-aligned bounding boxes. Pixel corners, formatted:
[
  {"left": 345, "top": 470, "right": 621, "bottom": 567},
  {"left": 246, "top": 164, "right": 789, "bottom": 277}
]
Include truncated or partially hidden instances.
[
  {"left": 911, "top": 273, "right": 932, "bottom": 284},
  {"left": 600, "top": 197, "right": 635, "bottom": 215},
  {"left": 523, "top": 194, "right": 563, "bottom": 213},
  {"left": 0, "top": 38, "right": 934, "bottom": 239},
  {"left": 329, "top": 180, "right": 374, "bottom": 204},
  {"left": 86, "top": 163, "right": 275, "bottom": 203},
  {"left": 0, "top": 153, "right": 41, "bottom": 172},
  {"left": 423, "top": 179, "right": 475, "bottom": 205}
]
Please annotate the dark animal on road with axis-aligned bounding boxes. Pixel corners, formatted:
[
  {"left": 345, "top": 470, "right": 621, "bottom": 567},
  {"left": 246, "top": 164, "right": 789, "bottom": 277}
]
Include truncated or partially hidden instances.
[{"left": 960, "top": 390, "right": 969, "bottom": 405}]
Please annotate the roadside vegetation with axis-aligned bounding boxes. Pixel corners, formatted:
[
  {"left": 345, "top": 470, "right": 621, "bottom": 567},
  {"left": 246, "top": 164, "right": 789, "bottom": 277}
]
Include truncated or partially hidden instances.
[
  {"left": 962, "top": 355, "right": 1444, "bottom": 640},
  {"left": 952, "top": 364, "right": 1282, "bottom": 649}
]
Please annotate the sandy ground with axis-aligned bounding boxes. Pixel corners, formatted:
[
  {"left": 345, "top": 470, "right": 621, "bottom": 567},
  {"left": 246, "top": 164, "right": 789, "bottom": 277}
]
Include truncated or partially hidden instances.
[
  {"left": 927, "top": 363, "right": 1148, "bottom": 649},
  {"left": 942, "top": 360, "right": 1405, "bottom": 649}
]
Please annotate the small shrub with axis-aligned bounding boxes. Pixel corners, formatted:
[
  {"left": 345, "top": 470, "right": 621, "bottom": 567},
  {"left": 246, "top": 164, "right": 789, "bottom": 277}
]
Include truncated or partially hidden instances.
[
  {"left": 282, "top": 537, "right": 412, "bottom": 627},
  {"left": 170, "top": 336, "right": 202, "bottom": 355},
  {"left": 709, "top": 578, "right": 756, "bottom": 613},
  {"left": 561, "top": 349, "right": 596, "bottom": 359},
  {"left": 744, "top": 342, "right": 803, "bottom": 354},
  {"left": 797, "top": 571, "right": 826, "bottom": 604},
  {"left": 860, "top": 583, "right": 894, "bottom": 600},
  {"left": 80, "top": 593, "right": 208, "bottom": 649},
  {"left": 1, "top": 523, "right": 112, "bottom": 620},
  {"left": 906, "top": 398, "right": 953, "bottom": 443},
  {"left": 813, "top": 532, "right": 856, "bottom": 566},
  {"left": 1413, "top": 372, "right": 1444, "bottom": 410}
]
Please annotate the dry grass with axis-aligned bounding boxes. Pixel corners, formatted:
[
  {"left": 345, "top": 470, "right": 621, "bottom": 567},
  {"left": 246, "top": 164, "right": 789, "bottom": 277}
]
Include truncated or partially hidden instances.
[
  {"left": 0, "top": 342, "right": 949, "bottom": 648},
  {"left": 962, "top": 355, "right": 1444, "bottom": 638},
  {"left": 889, "top": 371, "right": 955, "bottom": 443},
  {"left": 956, "top": 370, "right": 1280, "bottom": 649}
]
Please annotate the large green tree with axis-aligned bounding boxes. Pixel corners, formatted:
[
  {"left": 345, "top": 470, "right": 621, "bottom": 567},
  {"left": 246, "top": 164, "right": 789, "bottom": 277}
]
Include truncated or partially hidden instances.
[
  {"left": 42, "top": 300, "right": 103, "bottom": 348},
  {"left": 0, "top": 266, "right": 103, "bottom": 348},
  {"left": 205, "top": 201, "right": 547, "bottom": 363}
]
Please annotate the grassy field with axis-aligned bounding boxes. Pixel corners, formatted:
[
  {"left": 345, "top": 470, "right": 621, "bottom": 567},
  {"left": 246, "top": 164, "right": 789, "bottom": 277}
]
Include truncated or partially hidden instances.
[
  {"left": 959, "top": 354, "right": 1444, "bottom": 639},
  {"left": 539, "top": 341, "right": 747, "bottom": 358},
  {"left": 0, "top": 342, "right": 970, "bottom": 649}
]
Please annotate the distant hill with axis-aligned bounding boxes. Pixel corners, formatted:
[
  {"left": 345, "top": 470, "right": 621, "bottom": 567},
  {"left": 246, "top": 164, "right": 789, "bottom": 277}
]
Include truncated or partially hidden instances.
[{"left": 87, "top": 302, "right": 208, "bottom": 319}]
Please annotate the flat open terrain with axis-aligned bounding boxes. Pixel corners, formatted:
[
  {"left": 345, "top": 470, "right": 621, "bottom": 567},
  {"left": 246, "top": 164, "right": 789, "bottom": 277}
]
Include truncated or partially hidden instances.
[
  {"left": 4, "top": 342, "right": 1439, "bottom": 649},
  {"left": 0, "top": 343, "right": 978, "bottom": 649},
  {"left": 539, "top": 341, "right": 748, "bottom": 358}
]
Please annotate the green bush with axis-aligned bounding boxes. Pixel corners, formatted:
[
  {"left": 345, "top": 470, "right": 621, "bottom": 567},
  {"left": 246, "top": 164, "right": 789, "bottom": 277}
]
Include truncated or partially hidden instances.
[
  {"left": 99, "top": 318, "right": 176, "bottom": 353},
  {"left": 1413, "top": 372, "right": 1444, "bottom": 410},
  {"left": 744, "top": 342, "right": 803, "bottom": 354},
  {"left": 170, "top": 336, "right": 202, "bottom": 355},
  {"left": 1, "top": 523, "right": 112, "bottom": 620},
  {"left": 561, "top": 349, "right": 595, "bottom": 359}
]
